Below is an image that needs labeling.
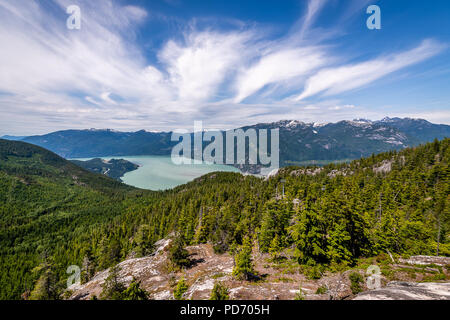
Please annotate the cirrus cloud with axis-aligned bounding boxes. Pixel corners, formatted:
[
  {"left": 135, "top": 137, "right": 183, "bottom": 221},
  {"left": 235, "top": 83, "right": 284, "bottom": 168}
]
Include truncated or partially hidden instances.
[{"left": 0, "top": 0, "right": 446, "bottom": 135}]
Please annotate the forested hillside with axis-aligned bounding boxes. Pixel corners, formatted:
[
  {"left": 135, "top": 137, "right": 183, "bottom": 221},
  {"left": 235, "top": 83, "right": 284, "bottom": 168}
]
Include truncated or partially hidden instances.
[
  {"left": 0, "top": 138, "right": 448, "bottom": 299},
  {"left": 0, "top": 139, "right": 149, "bottom": 299},
  {"left": 70, "top": 158, "right": 139, "bottom": 181}
]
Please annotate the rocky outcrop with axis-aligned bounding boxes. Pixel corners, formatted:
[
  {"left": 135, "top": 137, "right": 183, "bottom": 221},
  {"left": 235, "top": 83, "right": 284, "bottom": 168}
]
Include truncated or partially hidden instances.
[
  {"left": 68, "top": 240, "right": 450, "bottom": 301},
  {"left": 373, "top": 159, "right": 393, "bottom": 174},
  {"left": 67, "top": 238, "right": 351, "bottom": 300},
  {"left": 69, "top": 238, "right": 173, "bottom": 300},
  {"left": 398, "top": 255, "right": 450, "bottom": 267},
  {"left": 290, "top": 168, "right": 323, "bottom": 177},
  {"left": 354, "top": 282, "right": 450, "bottom": 300}
]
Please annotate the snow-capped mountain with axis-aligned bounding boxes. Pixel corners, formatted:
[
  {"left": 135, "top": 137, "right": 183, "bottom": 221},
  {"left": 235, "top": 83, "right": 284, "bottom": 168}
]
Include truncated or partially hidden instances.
[{"left": 2, "top": 118, "right": 449, "bottom": 168}]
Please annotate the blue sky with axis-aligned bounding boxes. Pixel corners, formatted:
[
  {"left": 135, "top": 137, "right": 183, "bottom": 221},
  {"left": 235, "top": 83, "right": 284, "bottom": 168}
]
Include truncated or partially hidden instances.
[{"left": 0, "top": 0, "right": 450, "bottom": 135}]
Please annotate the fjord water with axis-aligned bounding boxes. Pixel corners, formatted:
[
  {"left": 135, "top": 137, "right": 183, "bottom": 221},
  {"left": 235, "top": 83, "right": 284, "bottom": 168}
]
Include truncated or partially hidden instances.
[{"left": 73, "top": 156, "right": 240, "bottom": 190}]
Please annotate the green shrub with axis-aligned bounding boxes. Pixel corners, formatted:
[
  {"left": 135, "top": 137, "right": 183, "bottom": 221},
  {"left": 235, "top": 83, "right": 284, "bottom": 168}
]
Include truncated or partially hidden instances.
[
  {"left": 210, "top": 282, "right": 229, "bottom": 300},
  {"left": 173, "top": 277, "right": 188, "bottom": 300},
  {"left": 294, "top": 285, "right": 305, "bottom": 300},
  {"left": 304, "top": 265, "right": 324, "bottom": 280},
  {"left": 349, "top": 272, "right": 364, "bottom": 295},
  {"left": 315, "top": 285, "right": 328, "bottom": 294}
]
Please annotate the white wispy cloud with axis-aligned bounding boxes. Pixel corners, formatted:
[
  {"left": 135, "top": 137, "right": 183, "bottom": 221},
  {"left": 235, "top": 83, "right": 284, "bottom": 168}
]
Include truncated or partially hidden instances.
[
  {"left": 0, "top": 0, "right": 162, "bottom": 99},
  {"left": 0, "top": 0, "right": 446, "bottom": 135},
  {"left": 233, "top": 47, "right": 327, "bottom": 103},
  {"left": 294, "top": 39, "right": 445, "bottom": 101},
  {"left": 159, "top": 30, "right": 253, "bottom": 104},
  {"left": 299, "top": 0, "right": 328, "bottom": 39}
]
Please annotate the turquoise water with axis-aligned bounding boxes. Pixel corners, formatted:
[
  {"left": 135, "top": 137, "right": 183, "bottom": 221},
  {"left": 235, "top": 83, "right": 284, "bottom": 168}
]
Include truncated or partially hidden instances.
[{"left": 72, "top": 156, "right": 241, "bottom": 191}]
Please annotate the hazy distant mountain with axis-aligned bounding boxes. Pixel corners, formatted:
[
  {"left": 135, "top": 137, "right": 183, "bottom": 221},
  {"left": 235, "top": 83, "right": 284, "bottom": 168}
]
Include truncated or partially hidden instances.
[
  {"left": 373, "top": 117, "right": 450, "bottom": 144},
  {"left": 0, "top": 135, "right": 26, "bottom": 141},
  {"left": 4, "top": 118, "right": 449, "bottom": 169},
  {"left": 20, "top": 129, "right": 174, "bottom": 158}
]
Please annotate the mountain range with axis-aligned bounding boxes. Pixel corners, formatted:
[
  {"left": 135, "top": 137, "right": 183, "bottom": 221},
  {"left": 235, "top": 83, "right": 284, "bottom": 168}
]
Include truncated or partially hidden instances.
[{"left": 3, "top": 117, "right": 449, "bottom": 170}]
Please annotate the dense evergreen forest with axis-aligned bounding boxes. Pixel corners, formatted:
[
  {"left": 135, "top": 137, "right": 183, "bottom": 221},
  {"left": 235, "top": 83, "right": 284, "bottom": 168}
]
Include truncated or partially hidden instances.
[
  {"left": 70, "top": 158, "right": 139, "bottom": 181},
  {"left": 0, "top": 138, "right": 448, "bottom": 299}
]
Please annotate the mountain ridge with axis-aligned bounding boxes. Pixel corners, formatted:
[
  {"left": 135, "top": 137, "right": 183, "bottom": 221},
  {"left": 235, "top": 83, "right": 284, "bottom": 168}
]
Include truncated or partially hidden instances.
[{"left": 2, "top": 118, "right": 449, "bottom": 172}]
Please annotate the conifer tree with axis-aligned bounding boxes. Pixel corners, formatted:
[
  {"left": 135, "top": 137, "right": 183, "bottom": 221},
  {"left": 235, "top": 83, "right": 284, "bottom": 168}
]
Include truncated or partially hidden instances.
[
  {"left": 29, "top": 264, "right": 60, "bottom": 300},
  {"left": 232, "top": 236, "right": 255, "bottom": 280},
  {"left": 100, "top": 265, "right": 126, "bottom": 300},
  {"left": 134, "top": 224, "right": 153, "bottom": 257},
  {"left": 122, "top": 278, "right": 149, "bottom": 300},
  {"left": 81, "top": 248, "right": 95, "bottom": 284},
  {"left": 168, "top": 234, "right": 190, "bottom": 269},
  {"left": 269, "top": 234, "right": 283, "bottom": 261}
]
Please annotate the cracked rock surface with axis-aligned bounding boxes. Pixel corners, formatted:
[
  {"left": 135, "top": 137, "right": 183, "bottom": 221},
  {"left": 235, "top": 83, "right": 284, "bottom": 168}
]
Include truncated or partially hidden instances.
[{"left": 354, "top": 282, "right": 450, "bottom": 300}]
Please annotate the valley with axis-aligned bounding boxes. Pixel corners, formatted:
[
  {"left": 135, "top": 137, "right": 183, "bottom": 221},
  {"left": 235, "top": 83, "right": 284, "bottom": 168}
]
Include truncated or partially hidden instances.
[
  {"left": 0, "top": 137, "right": 448, "bottom": 300},
  {"left": 72, "top": 156, "right": 241, "bottom": 190}
]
